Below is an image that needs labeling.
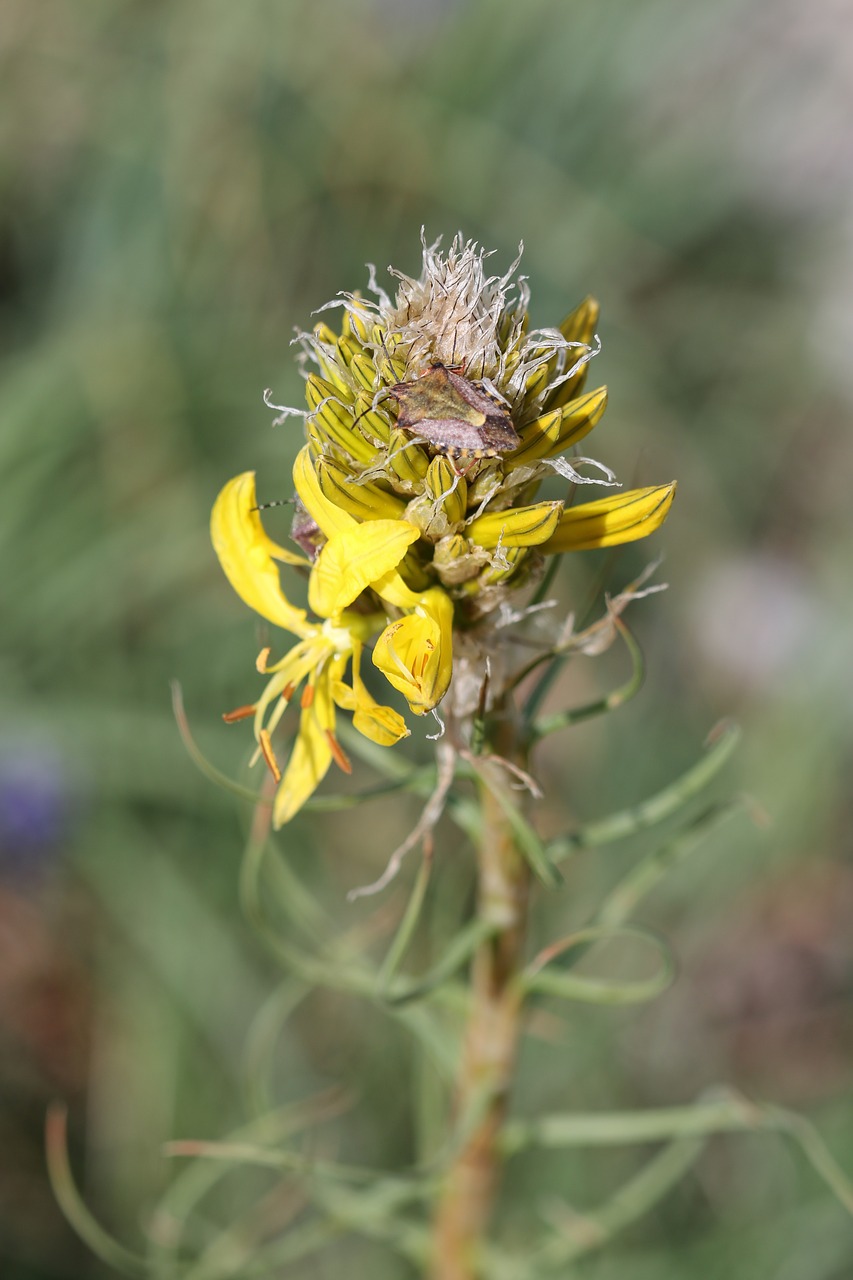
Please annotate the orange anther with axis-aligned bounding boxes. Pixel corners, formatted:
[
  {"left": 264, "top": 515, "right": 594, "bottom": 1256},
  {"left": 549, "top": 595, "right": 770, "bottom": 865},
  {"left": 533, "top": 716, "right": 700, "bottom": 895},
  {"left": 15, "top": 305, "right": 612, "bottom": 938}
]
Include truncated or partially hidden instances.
[
  {"left": 258, "top": 729, "right": 282, "bottom": 782},
  {"left": 301, "top": 684, "right": 315, "bottom": 709},
  {"left": 326, "top": 730, "right": 353, "bottom": 775},
  {"left": 283, "top": 681, "right": 296, "bottom": 702},
  {"left": 222, "top": 704, "right": 256, "bottom": 724}
]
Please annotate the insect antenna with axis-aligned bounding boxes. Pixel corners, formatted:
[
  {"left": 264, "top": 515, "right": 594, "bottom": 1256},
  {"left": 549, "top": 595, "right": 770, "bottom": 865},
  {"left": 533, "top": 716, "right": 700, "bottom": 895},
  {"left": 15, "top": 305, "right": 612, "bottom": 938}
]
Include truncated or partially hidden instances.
[
  {"left": 251, "top": 498, "right": 293, "bottom": 512},
  {"left": 350, "top": 387, "right": 393, "bottom": 437}
]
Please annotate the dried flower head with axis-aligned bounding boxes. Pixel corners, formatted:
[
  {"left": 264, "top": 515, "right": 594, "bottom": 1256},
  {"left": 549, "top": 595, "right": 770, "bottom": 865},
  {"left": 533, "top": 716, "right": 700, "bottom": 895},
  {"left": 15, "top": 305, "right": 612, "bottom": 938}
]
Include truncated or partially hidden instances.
[{"left": 211, "top": 233, "right": 675, "bottom": 823}]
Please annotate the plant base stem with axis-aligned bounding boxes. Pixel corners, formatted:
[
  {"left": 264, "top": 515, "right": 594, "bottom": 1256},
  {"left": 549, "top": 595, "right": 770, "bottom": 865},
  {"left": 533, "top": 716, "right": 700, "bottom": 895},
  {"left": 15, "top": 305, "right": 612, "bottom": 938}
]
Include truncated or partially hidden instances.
[{"left": 430, "top": 747, "right": 530, "bottom": 1279}]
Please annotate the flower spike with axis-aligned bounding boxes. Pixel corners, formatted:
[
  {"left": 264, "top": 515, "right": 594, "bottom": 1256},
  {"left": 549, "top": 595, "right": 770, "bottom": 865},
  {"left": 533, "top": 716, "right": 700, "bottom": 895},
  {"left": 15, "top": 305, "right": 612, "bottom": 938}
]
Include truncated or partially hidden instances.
[{"left": 212, "top": 235, "right": 675, "bottom": 821}]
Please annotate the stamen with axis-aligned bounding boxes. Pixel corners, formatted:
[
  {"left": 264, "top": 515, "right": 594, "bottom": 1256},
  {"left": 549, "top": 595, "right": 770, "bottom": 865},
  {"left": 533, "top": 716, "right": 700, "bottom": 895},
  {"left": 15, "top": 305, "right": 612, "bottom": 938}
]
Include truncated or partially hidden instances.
[
  {"left": 256, "top": 646, "right": 271, "bottom": 673},
  {"left": 326, "top": 730, "right": 353, "bottom": 775},
  {"left": 258, "top": 729, "right": 282, "bottom": 782},
  {"left": 386, "top": 636, "right": 415, "bottom": 684},
  {"left": 283, "top": 681, "right": 296, "bottom": 702},
  {"left": 301, "top": 683, "right": 315, "bottom": 709},
  {"left": 264, "top": 695, "right": 291, "bottom": 739},
  {"left": 222, "top": 704, "right": 256, "bottom": 724}
]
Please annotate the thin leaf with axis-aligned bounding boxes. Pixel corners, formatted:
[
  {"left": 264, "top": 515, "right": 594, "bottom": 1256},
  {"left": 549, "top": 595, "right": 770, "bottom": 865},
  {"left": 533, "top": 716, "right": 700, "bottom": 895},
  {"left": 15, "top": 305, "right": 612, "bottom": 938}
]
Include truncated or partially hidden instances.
[
  {"left": 243, "top": 979, "right": 311, "bottom": 1119},
  {"left": 480, "top": 1138, "right": 704, "bottom": 1280},
  {"left": 149, "top": 1093, "right": 349, "bottom": 1269},
  {"left": 521, "top": 925, "right": 674, "bottom": 1005},
  {"left": 304, "top": 770, "right": 432, "bottom": 809},
  {"left": 377, "top": 853, "right": 433, "bottom": 990},
  {"left": 501, "top": 1088, "right": 853, "bottom": 1215},
  {"left": 529, "top": 618, "right": 644, "bottom": 741},
  {"left": 539, "top": 1138, "right": 706, "bottom": 1269},
  {"left": 596, "top": 799, "right": 744, "bottom": 930},
  {"left": 163, "top": 1138, "right": 431, "bottom": 1195},
  {"left": 548, "top": 719, "right": 741, "bottom": 860},
  {"left": 171, "top": 680, "right": 268, "bottom": 805},
  {"left": 385, "top": 918, "right": 497, "bottom": 1006},
  {"left": 46, "top": 1104, "right": 149, "bottom": 1278},
  {"left": 189, "top": 1218, "right": 341, "bottom": 1280},
  {"left": 238, "top": 796, "right": 458, "bottom": 1076},
  {"left": 238, "top": 821, "right": 365, "bottom": 989}
]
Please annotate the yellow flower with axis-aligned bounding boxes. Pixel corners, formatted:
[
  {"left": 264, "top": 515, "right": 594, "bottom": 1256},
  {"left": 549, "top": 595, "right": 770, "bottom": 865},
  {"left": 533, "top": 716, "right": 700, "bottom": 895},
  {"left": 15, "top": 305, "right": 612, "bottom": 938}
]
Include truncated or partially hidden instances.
[
  {"left": 211, "top": 470, "right": 452, "bottom": 825},
  {"left": 211, "top": 237, "right": 676, "bottom": 823},
  {"left": 372, "top": 587, "right": 453, "bottom": 716},
  {"left": 287, "top": 236, "right": 675, "bottom": 614},
  {"left": 292, "top": 444, "right": 453, "bottom": 712},
  {"left": 540, "top": 483, "right": 677, "bottom": 554}
]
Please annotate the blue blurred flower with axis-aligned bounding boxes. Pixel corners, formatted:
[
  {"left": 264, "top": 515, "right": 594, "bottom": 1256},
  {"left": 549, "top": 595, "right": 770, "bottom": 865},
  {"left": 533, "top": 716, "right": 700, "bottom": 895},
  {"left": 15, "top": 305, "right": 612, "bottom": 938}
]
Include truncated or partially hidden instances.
[{"left": 0, "top": 747, "right": 73, "bottom": 878}]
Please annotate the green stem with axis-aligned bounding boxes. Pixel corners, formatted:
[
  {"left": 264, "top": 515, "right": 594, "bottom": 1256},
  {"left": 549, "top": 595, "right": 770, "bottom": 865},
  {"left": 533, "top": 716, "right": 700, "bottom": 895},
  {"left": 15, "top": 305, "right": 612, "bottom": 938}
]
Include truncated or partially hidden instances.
[{"left": 430, "top": 720, "right": 530, "bottom": 1280}]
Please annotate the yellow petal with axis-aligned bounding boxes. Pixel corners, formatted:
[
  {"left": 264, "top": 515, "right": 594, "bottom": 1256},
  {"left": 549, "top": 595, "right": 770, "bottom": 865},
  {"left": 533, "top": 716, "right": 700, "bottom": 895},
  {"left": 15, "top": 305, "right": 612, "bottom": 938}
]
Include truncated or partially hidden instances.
[
  {"left": 293, "top": 445, "right": 357, "bottom": 539},
  {"left": 507, "top": 388, "right": 608, "bottom": 469},
  {"left": 308, "top": 520, "right": 420, "bottom": 618},
  {"left": 343, "top": 641, "right": 410, "bottom": 746},
  {"left": 541, "top": 483, "right": 676, "bottom": 553},
  {"left": 387, "top": 428, "right": 429, "bottom": 485},
  {"left": 559, "top": 295, "right": 600, "bottom": 346},
  {"left": 272, "top": 709, "right": 333, "bottom": 826},
  {"left": 311, "top": 658, "right": 340, "bottom": 731},
  {"left": 316, "top": 457, "right": 407, "bottom": 521},
  {"left": 271, "top": 662, "right": 344, "bottom": 826},
  {"left": 304, "top": 374, "right": 375, "bottom": 466},
  {"left": 372, "top": 569, "right": 423, "bottom": 610},
  {"left": 372, "top": 587, "right": 453, "bottom": 715},
  {"left": 211, "top": 472, "right": 310, "bottom": 634},
  {"left": 331, "top": 680, "right": 357, "bottom": 711},
  {"left": 467, "top": 500, "right": 563, "bottom": 549},
  {"left": 294, "top": 448, "right": 426, "bottom": 611},
  {"left": 549, "top": 296, "right": 600, "bottom": 409},
  {"left": 292, "top": 450, "right": 426, "bottom": 612},
  {"left": 353, "top": 701, "right": 410, "bottom": 746}
]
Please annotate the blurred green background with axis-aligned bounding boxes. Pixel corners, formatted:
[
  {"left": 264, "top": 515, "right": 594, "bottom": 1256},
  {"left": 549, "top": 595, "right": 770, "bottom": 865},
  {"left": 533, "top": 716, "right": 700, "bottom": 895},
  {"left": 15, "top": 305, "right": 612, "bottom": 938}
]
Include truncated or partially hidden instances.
[{"left": 2, "top": 1, "right": 852, "bottom": 1276}]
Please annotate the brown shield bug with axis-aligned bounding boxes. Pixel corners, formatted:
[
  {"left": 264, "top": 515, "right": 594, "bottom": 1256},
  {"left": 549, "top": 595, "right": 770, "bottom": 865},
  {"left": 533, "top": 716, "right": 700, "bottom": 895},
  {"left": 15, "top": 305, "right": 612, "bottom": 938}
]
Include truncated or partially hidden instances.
[{"left": 387, "top": 363, "right": 520, "bottom": 458}]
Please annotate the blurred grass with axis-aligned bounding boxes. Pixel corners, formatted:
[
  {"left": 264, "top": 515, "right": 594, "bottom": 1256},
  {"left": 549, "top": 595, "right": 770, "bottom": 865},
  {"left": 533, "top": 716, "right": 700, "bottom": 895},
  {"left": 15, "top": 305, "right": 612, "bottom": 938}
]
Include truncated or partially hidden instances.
[{"left": 2, "top": 0, "right": 852, "bottom": 1276}]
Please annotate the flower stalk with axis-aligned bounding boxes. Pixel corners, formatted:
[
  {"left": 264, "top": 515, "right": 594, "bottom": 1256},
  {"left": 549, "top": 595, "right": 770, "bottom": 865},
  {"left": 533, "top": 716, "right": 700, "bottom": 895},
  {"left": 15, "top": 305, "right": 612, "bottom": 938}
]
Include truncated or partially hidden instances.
[
  {"left": 204, "top": 233, "right": 685, "bottom": 1273},
  {"left": 431, "top": 717, "right": 531, "bottom": 1280},
  {"left": 206, "top": 234, "right": 677, "bottom": 1267}
]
